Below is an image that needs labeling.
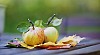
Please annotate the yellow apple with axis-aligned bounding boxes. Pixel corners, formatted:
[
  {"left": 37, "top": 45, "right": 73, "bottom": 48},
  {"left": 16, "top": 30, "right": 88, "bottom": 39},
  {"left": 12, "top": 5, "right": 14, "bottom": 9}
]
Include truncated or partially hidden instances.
[
  {"left": 22, "top": 27, "right": 45, "bottom": 46},
  {"left": 44, "top": 27, "right": 59, "bottom": 42}
]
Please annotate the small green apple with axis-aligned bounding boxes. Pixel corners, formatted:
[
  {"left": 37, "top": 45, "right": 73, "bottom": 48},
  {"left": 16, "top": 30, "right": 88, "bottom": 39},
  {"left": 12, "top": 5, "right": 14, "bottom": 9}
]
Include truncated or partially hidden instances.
[{"left": 44, "top": 27, "right": 59, "bottom": 42}]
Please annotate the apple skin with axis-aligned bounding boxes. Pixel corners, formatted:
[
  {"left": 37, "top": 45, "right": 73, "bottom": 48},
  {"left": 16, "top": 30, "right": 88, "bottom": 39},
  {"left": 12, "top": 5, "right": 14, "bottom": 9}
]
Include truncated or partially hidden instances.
[
  {"left": 44, "top": 27, "right": 59, "bottom": 42},
  {"left": 22, "top": 27, "right": 45, "bottom": 46}
]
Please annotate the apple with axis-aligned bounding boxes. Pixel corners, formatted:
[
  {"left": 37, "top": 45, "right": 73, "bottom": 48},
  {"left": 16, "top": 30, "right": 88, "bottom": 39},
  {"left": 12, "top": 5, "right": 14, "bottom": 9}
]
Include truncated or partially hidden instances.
[
  {"left": 22, "top": 19, "right": 45, "bottom": 46},
  {"left": 44, "top": 27, "right": 59, "bottom": 42},
  {"left": 22, "top": 26, "right": 45, "bottom": 46}
]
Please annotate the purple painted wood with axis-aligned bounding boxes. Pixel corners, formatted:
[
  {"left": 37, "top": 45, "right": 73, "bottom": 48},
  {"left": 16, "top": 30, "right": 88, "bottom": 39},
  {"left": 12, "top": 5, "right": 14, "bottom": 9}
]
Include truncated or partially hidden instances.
[
  {"left": 60, "top": 15, "right": 100, "bottom": 39},
  {"left": 0, "top": 34, "right": 100, "bottom": 55}
]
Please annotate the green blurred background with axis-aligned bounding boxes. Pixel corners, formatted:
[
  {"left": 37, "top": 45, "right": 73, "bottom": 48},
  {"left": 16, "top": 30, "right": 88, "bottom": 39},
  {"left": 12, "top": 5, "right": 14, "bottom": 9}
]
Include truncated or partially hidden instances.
[{"left": 0, "top": 0, "right": 100, "bottom": 33}]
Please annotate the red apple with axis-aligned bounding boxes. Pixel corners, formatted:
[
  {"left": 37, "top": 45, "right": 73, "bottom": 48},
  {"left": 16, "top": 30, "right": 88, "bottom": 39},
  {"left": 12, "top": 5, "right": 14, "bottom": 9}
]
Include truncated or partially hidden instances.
[{"left": 22, "top": 27, "right": 45, "bottom": 46}]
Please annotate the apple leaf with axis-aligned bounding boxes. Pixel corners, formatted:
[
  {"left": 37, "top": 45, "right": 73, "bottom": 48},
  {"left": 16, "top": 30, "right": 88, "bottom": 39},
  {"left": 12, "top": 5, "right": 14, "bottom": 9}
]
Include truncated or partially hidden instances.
[
  {"left": 15, "top": 38, "right": 23, "bottom": 41},
  {"left": 34, "top": 20, "right": 44, "bottom": 28},
  {"left": 51, "top": 17, "right": 63, "bottom": 26},
  {"left": 17, "top": 23, "right": 29, "bottom": 32}
]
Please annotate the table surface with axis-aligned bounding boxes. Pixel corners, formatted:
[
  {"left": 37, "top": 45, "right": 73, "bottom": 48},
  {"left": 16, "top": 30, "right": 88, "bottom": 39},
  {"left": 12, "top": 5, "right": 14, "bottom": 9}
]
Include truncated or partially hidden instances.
[{"left": 0, "top": 34, "right": 100, "bottom": 55}]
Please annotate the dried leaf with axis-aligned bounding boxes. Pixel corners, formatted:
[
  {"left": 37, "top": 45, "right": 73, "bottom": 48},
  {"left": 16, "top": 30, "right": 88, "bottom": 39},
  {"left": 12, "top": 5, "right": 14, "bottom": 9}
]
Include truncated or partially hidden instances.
[
  {"left": 20, "top": 42, "right": 34, "bottom": 49},
  {"left": 57, "top": 35, "right": 85, "bottom": 46}
]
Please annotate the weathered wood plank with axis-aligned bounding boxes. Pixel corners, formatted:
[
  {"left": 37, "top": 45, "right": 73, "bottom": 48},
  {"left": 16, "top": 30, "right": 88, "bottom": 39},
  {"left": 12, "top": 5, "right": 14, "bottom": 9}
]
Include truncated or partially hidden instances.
[{"left": 0, "top": 34, "right": 100, "bottom": 55}]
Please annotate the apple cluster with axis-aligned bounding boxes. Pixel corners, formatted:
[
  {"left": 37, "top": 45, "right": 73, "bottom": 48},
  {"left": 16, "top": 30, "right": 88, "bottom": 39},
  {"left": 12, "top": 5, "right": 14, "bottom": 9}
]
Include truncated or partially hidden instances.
[{"left": 17, "top": 14, "right": 62, "bottom": 46}]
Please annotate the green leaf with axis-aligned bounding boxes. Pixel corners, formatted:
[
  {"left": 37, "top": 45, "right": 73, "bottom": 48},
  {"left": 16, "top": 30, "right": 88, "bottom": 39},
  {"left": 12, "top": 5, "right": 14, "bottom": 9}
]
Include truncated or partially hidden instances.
[
  {"left": 6, "top": 44, "right": 18, "bottom": 48},
  {"left": 9, "top": 40, "right": 13, "bottom": 42},
  {"left": 17, "top": 23, "right": 30, "bottom": 32},
  {"left": 34, "top": 20, "right": 44, "bottom": 28},
  {"left": 15, "top": 38, "right": 23, "bottom": 41},
  {"left": 52, "top": 17, "right": 63, "bottom": 26}
]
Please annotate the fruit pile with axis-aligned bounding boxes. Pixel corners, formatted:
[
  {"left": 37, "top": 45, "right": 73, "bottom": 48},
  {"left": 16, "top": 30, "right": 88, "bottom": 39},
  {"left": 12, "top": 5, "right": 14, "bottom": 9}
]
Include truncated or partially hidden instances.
[{"left": 6, "top": 14, "right": 85, "bottom": 50}]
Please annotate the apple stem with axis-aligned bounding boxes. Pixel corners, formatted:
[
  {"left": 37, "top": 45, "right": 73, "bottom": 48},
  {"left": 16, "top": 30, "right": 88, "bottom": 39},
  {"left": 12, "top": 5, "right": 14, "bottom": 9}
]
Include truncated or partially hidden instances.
[
  {"left": 47, "top": 14, "right": 56, "bottom": 26},
  {"left": 28, "top": 19, "right": 34, "bottom": 30}
]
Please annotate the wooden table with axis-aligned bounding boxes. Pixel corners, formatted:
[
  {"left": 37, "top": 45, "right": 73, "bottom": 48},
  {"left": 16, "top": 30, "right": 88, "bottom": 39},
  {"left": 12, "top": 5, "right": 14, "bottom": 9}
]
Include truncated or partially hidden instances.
[{"left": 0, "top": 34, "right": 100, "bottom": 55}]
